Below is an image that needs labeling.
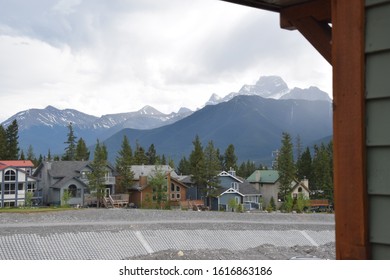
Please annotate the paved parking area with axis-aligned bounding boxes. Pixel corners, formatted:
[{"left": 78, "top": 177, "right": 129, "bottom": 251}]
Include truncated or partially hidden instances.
[{"left": 0, "top": 209, "right": 335, "bottom": 260}]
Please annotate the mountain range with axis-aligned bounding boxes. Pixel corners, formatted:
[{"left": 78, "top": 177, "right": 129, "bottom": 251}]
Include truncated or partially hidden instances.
[{"left": 0, "top": 75, "right": 332, "bottom": 164}]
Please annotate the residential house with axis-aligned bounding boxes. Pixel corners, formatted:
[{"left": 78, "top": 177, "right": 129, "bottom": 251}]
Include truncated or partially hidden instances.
[
  {"left": 210, "top": 169, "right": 262, "bottom": 211},
  {"left": 128, "top": 165, "right": 188, "bottom": 209},
  {"left": 247, "top": 170, "right": 310, "bottom": 209},
  {"left": 0, "top": 160, "right": 41, "bottom": 207},
  {"left": 34, "top": 161, "right": 116, "bottom": 206}
]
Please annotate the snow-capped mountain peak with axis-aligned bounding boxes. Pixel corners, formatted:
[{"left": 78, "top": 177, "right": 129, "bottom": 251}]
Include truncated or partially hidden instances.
[
  {"left": 205, "top": 93, "right": 222, "bottom": 106},
  {"left": 138, "top": 105, "right": 162, "bottom": 115},
  {"left": 204, "top": 75, "right": 331, "bottom": 107}
]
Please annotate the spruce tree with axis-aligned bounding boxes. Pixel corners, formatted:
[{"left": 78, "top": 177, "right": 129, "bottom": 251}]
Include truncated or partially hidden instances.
[
  {"left": 63, "top": 122, "right": 77, "bottom": 161},
  {"left": 224, "top": 144, "right": 238, "bottom": 171},
  {"left": 189, "top": 135, "right": 206, "bottom": 195},
  {"left": 19, "top": 150, "right": 25, "bottom": 160},
  {"left": 5, "top": 120, "right": 19, "bottom": 159},
  {"left": 296, "top": 147, "right": 312, "bottom": 181},
  {"left": 146, "top": 144, "right": 157, "bottom": 165},
  {"left": 0, "top": 125, "right": 7, "bottom": 159},
  {"left": 277, "top": 132, "right": 296, "bottom": 202},
  {"left": 134, "top": 141, "right": 148, "bottom": 165},
  {"left": 177, "top": 156, "right": 191, "bottom": 175},
  {"left": 88, "top": 140, "right": 107, "bottom": 207},
  {"left": 115, "top": 135, "right": 134, "bottom": 193},
  {"left": 312, "top": 143, "right": 333, "bottom": 202},
  {"left": 75, "top": 138, "right": 90, "bottom": 161},
  {"left": 148, "top": 165, "right": 168, "bottom": 209},
  {"left": 204, "top": 140, "right": 222, "bottom": 206}
]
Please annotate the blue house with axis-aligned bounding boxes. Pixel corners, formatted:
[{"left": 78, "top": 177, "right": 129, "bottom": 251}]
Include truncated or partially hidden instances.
[{"left": 210, "top": 170, "right": 262, "bottom": 211}]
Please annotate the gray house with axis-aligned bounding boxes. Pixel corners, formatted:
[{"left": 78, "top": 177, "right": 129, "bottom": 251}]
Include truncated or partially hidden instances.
[
  {"left": 211, "top": 170, "right": 262, "bottom": 211},
  {"left": 34, "top": 161, "right": 116, "bottom": 206}
]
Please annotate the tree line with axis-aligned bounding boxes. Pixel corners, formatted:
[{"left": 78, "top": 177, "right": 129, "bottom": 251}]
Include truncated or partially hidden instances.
[
  {"left": 277, "top": 132, "right": 333, "bottom": 206},
  {"left": 1, "top": 121, "right": 333, "bottom": 206}
]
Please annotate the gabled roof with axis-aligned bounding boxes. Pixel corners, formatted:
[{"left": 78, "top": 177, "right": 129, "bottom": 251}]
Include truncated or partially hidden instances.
[
  {"left": 238, "top": 182, "right": 262, "bottom": 196},
  {"left": 217, "top": 171, "right": 244, "bottom": 183},
  {"left": 0, "top": 160, "right": 34, "bottom": 168},
  {"left": 247, "top": 170, "right": 279, "bottom": 184},
  {"left": 131, "top": 165, "right": 178, "bottom": 178},
  {"left": 48, "top": 161, "right": 91, "bottom": 178},
  {"left": 291, "top": 180, "right": 310, "bottom": 193},
  {"left": 0, "top": 164, "right": 39, "bottom": 181},
  {"left": 218, "top": 187, "right": 244, "bottom": 197}
]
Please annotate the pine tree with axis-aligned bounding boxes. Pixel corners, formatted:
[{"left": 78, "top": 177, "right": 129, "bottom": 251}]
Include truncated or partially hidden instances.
[
  {"left": 277, "top": 132, "right": 296, "bottom": 202},
  {"left": 63, "top": 122, "right": 77, "bottom": 161},
  {"left": 26, "top": 145, "right": 38, "bottom": 165},
  {"left": 88, "top": 140, "right": 107, "bottom": 207},
  {"left": 115, "top": 135, "right": 134, "bottom": 193},
  {"left": 223, "top": 144, "right": 238, "bottom": 171},
  {"left": 160, "top": 154, "right": 167, "bottom": 165},
  {"left": 19, "top": 150, "right": 25, "bottom": 160},
  {"left": 134, "top": 141, "right": 148, "bottom": 165},
  {"left": 146, "top": 144, "right": 157, "bottom": 165},
  {"left": 148, "top": 165, "right": 168, "bottom": 209},
  {"left": 75, "top": 138, "right": 90, "bottom": 161},
  {"left": 177, "top": 156, "right": 191, "bottom": 175},
  {"left": 0, "top": 125, "right": 7, "bottom": 159},
  {"left": 5, "top": 120, "right": 19, "bottom": 159},
  {"left": 27, "top": 145, "right": 35, "bottom": 161},
  {"left": 296, "top": 147, "right": 312, "bottom": 180},
  {"left": 312, "top": 143, "right": 333, "bottom": 202},
  {"left": 189, "top": 135, "right": 207, "bottom": 195},
  {"left": 47, "top": 149, "right": 52, "bottom": 161},
  {"left": 204, "top": 140, "right": 222, "bottom": 206}
]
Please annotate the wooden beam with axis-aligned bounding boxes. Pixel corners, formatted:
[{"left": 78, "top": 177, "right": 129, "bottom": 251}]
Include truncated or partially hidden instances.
[
  {"left": 332, "top": 0, "right": 369, "bottom": 259},
  {"left": 290, "top": 17, "right": 332, "bottom": 63},
  {"left": 280, "top": 0, "right": 331, "bottom": 29},
  {"left": 280, "top": 0, "right": 332, "bottom": 64}
]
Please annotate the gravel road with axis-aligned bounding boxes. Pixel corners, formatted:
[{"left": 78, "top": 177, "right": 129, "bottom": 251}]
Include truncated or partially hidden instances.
[{"left": 0, "top": 208, "right": 335, "bottom": 260}]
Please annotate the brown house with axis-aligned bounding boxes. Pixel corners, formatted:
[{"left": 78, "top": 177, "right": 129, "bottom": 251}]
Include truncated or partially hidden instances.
[{"left": 128, "top": 165, "right": 188, "bottom": 209}]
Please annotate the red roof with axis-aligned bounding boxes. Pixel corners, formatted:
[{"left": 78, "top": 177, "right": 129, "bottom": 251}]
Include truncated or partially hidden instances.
[{"left": 0, "top": 160, "right": 34, "bottom": 168}]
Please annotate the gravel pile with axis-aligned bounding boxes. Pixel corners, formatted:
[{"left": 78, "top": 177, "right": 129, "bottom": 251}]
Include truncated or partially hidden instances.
[{"left": 0, "top": 208, "right": 335, "bottom": 260}]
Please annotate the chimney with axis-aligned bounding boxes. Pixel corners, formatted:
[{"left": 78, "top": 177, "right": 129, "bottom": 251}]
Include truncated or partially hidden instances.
[
  {"left": 139, "top": 175, "right": 147, "bottom": 188},
  {"left": 228, "top": 167, "right": 236, "bottom": 177}
]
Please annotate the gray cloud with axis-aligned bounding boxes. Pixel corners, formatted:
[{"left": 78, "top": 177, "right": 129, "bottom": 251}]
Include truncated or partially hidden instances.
[{"left": 0, "top": 0, "right": 331, "bottom": 122}]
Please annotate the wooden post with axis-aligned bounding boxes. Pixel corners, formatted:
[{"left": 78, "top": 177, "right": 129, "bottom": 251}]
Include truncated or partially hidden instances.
[{"left": 332, "top": 0, "right": 369, "bottom": 259}]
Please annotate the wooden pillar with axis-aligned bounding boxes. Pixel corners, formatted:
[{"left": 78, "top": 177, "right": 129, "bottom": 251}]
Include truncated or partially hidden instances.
[{"left": 332, "top": 0, "right": 369, "bottom": 259}]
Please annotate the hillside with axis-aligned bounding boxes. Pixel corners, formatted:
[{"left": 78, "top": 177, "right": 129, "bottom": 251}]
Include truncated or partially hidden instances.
[{"left": 103, "top": 95, "right": 332, "bottom": 165}]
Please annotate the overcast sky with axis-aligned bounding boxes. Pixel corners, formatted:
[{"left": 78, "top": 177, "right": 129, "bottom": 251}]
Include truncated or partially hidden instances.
[{"left": 0, "top": 0, "right": 331, "bottom": 122}]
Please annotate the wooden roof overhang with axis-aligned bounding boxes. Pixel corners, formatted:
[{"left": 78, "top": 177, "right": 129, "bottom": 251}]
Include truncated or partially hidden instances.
[
  {"left": 221, "top": 0, "right": 369, "bottom": 259},
  {"left": 222, "top": 0, "right": 332, "bottom": 63}
]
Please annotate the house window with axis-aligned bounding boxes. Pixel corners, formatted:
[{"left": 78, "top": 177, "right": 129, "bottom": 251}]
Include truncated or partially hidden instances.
[
  {"left": 68, "top": 185, "right": 80, "bottom": 198},
  {"left": 18, "top": 183, "right": 24, "bottom": 191},
  {"left": 5, "top": 170, "right": 16, "bottom": 181},
  {"left": 231, "top": 182, "right": 239, "bottom": 190},
  {"left": 298, "top": 187, "right": 303, "bottom": 193},
  {"left": 4, "top": 183, "right": 16, "bottom": 194},
  {"left": 27, "top": 183, "right": 36, "bottom": 192},
  {"left": 170, "top": 183, "right": 181, "bottom": 201}
]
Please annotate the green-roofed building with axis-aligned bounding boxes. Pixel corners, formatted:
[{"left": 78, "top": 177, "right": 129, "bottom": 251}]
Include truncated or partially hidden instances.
[{"left": 247, "top": 170, "right": 309, "bottom": 209}]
